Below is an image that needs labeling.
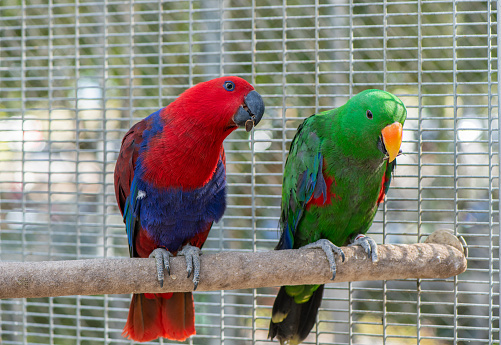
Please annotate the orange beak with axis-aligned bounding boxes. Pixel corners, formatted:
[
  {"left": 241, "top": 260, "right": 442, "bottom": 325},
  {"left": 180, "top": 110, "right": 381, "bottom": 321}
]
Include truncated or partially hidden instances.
[{"left": 381, "top": 122, "right": 403, "bottom": 162}]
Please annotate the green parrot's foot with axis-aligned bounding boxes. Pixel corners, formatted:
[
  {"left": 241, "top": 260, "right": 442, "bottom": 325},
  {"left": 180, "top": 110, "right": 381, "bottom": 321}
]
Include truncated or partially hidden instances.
[
  {"left": 349, "top": 234, "right": 378, "bottom": 262},
  {"left": 300, "top": 239, "right": 345, "bottom": 280},
  {"left": 178, "top": 244, "right": 202, "bottom": 290},
  {"left": 149, "top": 248, "right": 173, "bottom": 288}
]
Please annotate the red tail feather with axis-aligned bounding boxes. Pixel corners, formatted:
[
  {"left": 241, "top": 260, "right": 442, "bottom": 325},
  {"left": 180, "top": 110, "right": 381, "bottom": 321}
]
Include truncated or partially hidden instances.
[{"left": 123, "top": 292, "right": 195, "bottom": 342}]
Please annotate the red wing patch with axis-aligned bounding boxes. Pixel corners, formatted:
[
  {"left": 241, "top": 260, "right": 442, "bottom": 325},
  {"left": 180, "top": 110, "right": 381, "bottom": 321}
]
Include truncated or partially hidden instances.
[
  {"left": 377, "top": 173, "right": 388, "bottom": 205},
  {"left": 306, "top": 175, "right": 339, "bottom": 211},
  {"left": 134, "top": 228, "right": 159, "bottom": 258},
  {"left": 188, "top": 226, "right": 212, "bottom": 249}
]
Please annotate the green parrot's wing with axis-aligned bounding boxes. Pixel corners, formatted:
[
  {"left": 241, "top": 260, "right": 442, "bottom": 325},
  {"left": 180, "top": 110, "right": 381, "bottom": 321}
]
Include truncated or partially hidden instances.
[{"left": 276, "top": 116, "right": 327, "bottom": 250}]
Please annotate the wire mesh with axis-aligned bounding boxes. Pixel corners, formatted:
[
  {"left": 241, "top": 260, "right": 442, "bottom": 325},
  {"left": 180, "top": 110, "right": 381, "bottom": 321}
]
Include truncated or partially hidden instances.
[{"left": 0, "top": 0, "right": 499, "bottom": 344}]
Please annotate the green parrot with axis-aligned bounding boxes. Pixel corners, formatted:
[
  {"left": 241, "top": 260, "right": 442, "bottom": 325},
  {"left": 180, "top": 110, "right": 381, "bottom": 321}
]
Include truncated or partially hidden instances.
[{"left": 268, "top": 89, "right": 407, "bottom": 345}]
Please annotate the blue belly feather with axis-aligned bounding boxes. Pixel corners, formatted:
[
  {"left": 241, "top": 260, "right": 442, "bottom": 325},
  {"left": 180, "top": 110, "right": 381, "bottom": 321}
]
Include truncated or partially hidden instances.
[{"left": 135, "top": 159, "right": 226, "bottom": 252}]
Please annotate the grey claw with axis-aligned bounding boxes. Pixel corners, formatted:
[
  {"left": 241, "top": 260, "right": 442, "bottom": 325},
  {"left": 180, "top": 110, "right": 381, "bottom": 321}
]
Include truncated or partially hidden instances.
[
  {"left": 149, "top": 248, "right": 173, "bottom": 287},
  {"left": 350, "top": 235, "right": 378, "bottom": 262},
  {"left": 178, "top": 244, "right": 201, "bottom": 290},
  {"left": 186, "top": 259, "right": 193, "bottom": 278},
  {"left": 300, "top": 239, "right": 345, "bottom": 281}
]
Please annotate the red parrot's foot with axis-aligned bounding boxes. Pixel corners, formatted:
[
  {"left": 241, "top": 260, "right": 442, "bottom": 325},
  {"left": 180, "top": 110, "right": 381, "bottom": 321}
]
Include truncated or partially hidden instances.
[
  {"left": 149, "top": 248, "right": 173, "bottom": 288},
  {"left": 349, "top": 234, "right": 378, "bottom": 262},
  {"left": 300, "top": 239, "right": 345, "bottom": 280},
  {"left": 178, "top": 244, "right": 201, "bottom": 290}
]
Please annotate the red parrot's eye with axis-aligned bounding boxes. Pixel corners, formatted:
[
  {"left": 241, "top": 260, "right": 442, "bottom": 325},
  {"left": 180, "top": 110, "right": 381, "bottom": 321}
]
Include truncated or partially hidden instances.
[
  {"left": 224, "top": 81, "right": 235, "bottom": 91},
  {"left": 366, "top": 110, "right": 373, "bottom": 119}
]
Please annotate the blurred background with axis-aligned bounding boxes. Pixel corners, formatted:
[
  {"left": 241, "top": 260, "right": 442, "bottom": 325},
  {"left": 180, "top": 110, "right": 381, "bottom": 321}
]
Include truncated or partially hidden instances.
[{"left": 0, "top": 0, "right": 499, "bottom": 344}]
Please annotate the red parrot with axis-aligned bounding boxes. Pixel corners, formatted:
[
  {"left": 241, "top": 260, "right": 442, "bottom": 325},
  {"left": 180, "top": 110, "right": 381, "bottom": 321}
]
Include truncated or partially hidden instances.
[{"left": 114, "top": 77, "right": 265, "bottom": 342}]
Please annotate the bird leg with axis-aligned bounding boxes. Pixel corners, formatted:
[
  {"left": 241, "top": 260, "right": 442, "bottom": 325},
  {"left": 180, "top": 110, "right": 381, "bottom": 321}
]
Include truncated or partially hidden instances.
[
  {"left": 178, "top": 244, "right": 202, "bottom": 290},
  {"left": 300, "top": 239, "right": 345, "bottom": 280},
  {"left": 148, "top": 248, "right": 173, "bottom": 288},
  {"left": 349, "top": 234, "right": 378, "bottom": 262}
]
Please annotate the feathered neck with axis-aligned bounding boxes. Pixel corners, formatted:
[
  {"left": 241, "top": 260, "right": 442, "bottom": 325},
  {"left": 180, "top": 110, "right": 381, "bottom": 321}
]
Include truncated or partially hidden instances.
[{"left": 140, "top": 108, "right": 235, "bottom": 189}]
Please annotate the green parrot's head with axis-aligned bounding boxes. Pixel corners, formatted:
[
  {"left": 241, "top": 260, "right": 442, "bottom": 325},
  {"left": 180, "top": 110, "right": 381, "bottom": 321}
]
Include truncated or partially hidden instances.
[{"left": 337, "top": 89, "right": 407, "bottom": 163}]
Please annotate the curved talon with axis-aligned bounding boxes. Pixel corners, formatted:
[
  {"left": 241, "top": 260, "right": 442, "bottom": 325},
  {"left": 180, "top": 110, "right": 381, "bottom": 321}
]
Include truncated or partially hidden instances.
[
  {"left": 350, "top": 234, "right": 378, "bottom": 262},
  {"left": 300, "top": 239, "right": 345, "bottom": 281},
  {"left": 178, "top": 244, "right": 201, "bottom": 290},
  {"left": 185, "top": 256, "right": 193, "bottom": 278},
  {"left": 148, "top": 248, "right": 173, "bottom": 288}
]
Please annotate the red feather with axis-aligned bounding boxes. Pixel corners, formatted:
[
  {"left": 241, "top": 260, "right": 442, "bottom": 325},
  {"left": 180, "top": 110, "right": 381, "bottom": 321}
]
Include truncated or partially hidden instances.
[
  {"left": 306, "top": 175, "right": 338, "bottom": 210},
  {"left": 189, "top": 226, "right": 211, "bottom": 248},
  {"left": 140, "top": 76, "right": 253, "bottom": 189},
  {"left": 377, "top": 172, "right": 388, "bottom": 205},
  {"left": 114, "top": 120, "right": 148, "bottom": 216},
  {"left": 306, "top": 159, "right": 341, "bottom": 210},
  {"left": 123, "top": 292, "right": 195, "bottom": 342},
  {"left": 115, "top": 78, "right": 250, "bottom": 343}
]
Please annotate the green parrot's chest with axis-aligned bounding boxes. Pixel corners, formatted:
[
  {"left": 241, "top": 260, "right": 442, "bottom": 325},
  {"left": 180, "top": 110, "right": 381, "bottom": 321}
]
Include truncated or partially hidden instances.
[{"left": 295, "top": 162, "right": 385, "bottom": 248}]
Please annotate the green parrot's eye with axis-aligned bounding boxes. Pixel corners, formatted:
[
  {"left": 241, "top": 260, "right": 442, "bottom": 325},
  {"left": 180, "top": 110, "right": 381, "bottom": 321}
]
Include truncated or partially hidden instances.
[
  {"left": 224, "top": 81, "right": 235, "bottom": 91},
  {"left": 366, "top": 110, "right": 373, "bottom": 119}
]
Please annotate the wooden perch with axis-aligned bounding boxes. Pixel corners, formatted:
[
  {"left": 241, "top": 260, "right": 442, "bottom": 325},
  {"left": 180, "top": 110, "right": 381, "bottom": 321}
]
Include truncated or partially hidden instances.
[{"left": 0, "top": 230, "right": 467, "bottom": 299}]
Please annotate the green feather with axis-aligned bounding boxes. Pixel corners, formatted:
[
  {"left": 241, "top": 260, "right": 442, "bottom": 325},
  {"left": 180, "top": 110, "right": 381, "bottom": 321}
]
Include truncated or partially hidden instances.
[
  {"left": 285, "top": 284, "right": 322, "bottom": 304},
  {"left": 278, "top": 89, "right": 406, "bottom": 250},
  {"left": 270, "top": 89, "right": 407, "bottom": 345}
]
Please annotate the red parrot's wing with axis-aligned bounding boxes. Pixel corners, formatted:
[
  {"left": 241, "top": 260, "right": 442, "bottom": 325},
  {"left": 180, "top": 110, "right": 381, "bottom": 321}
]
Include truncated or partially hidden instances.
[{"left": 114, "top": 120, "right": 148, "bottom": 216}]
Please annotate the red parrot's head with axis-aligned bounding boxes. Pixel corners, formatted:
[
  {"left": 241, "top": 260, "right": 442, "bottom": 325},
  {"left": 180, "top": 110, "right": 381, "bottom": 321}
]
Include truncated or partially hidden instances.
[{"left": 167, "top": 76, "right": 265, "bottom": 135}]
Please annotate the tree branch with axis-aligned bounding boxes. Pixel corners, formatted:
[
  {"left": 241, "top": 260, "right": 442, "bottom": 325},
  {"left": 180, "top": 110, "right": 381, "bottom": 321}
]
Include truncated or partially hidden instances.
[{"left": 0, "top": 230, "right": 467, "bottom": 299}]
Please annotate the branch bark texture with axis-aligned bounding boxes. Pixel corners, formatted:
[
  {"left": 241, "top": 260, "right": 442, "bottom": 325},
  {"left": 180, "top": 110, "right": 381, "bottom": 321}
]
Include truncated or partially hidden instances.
[{"left": 0, "top": 231, "right": 466, "bottom": 299}]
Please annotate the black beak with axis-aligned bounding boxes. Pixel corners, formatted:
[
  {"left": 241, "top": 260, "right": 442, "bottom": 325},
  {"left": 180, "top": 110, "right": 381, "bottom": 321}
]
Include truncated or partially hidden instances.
[
  {"left": 233, "top": 90, "right": 265, "bottom": 132},
  {"left": 377, "top": 136, "right": 388, "bottom": 158}
]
